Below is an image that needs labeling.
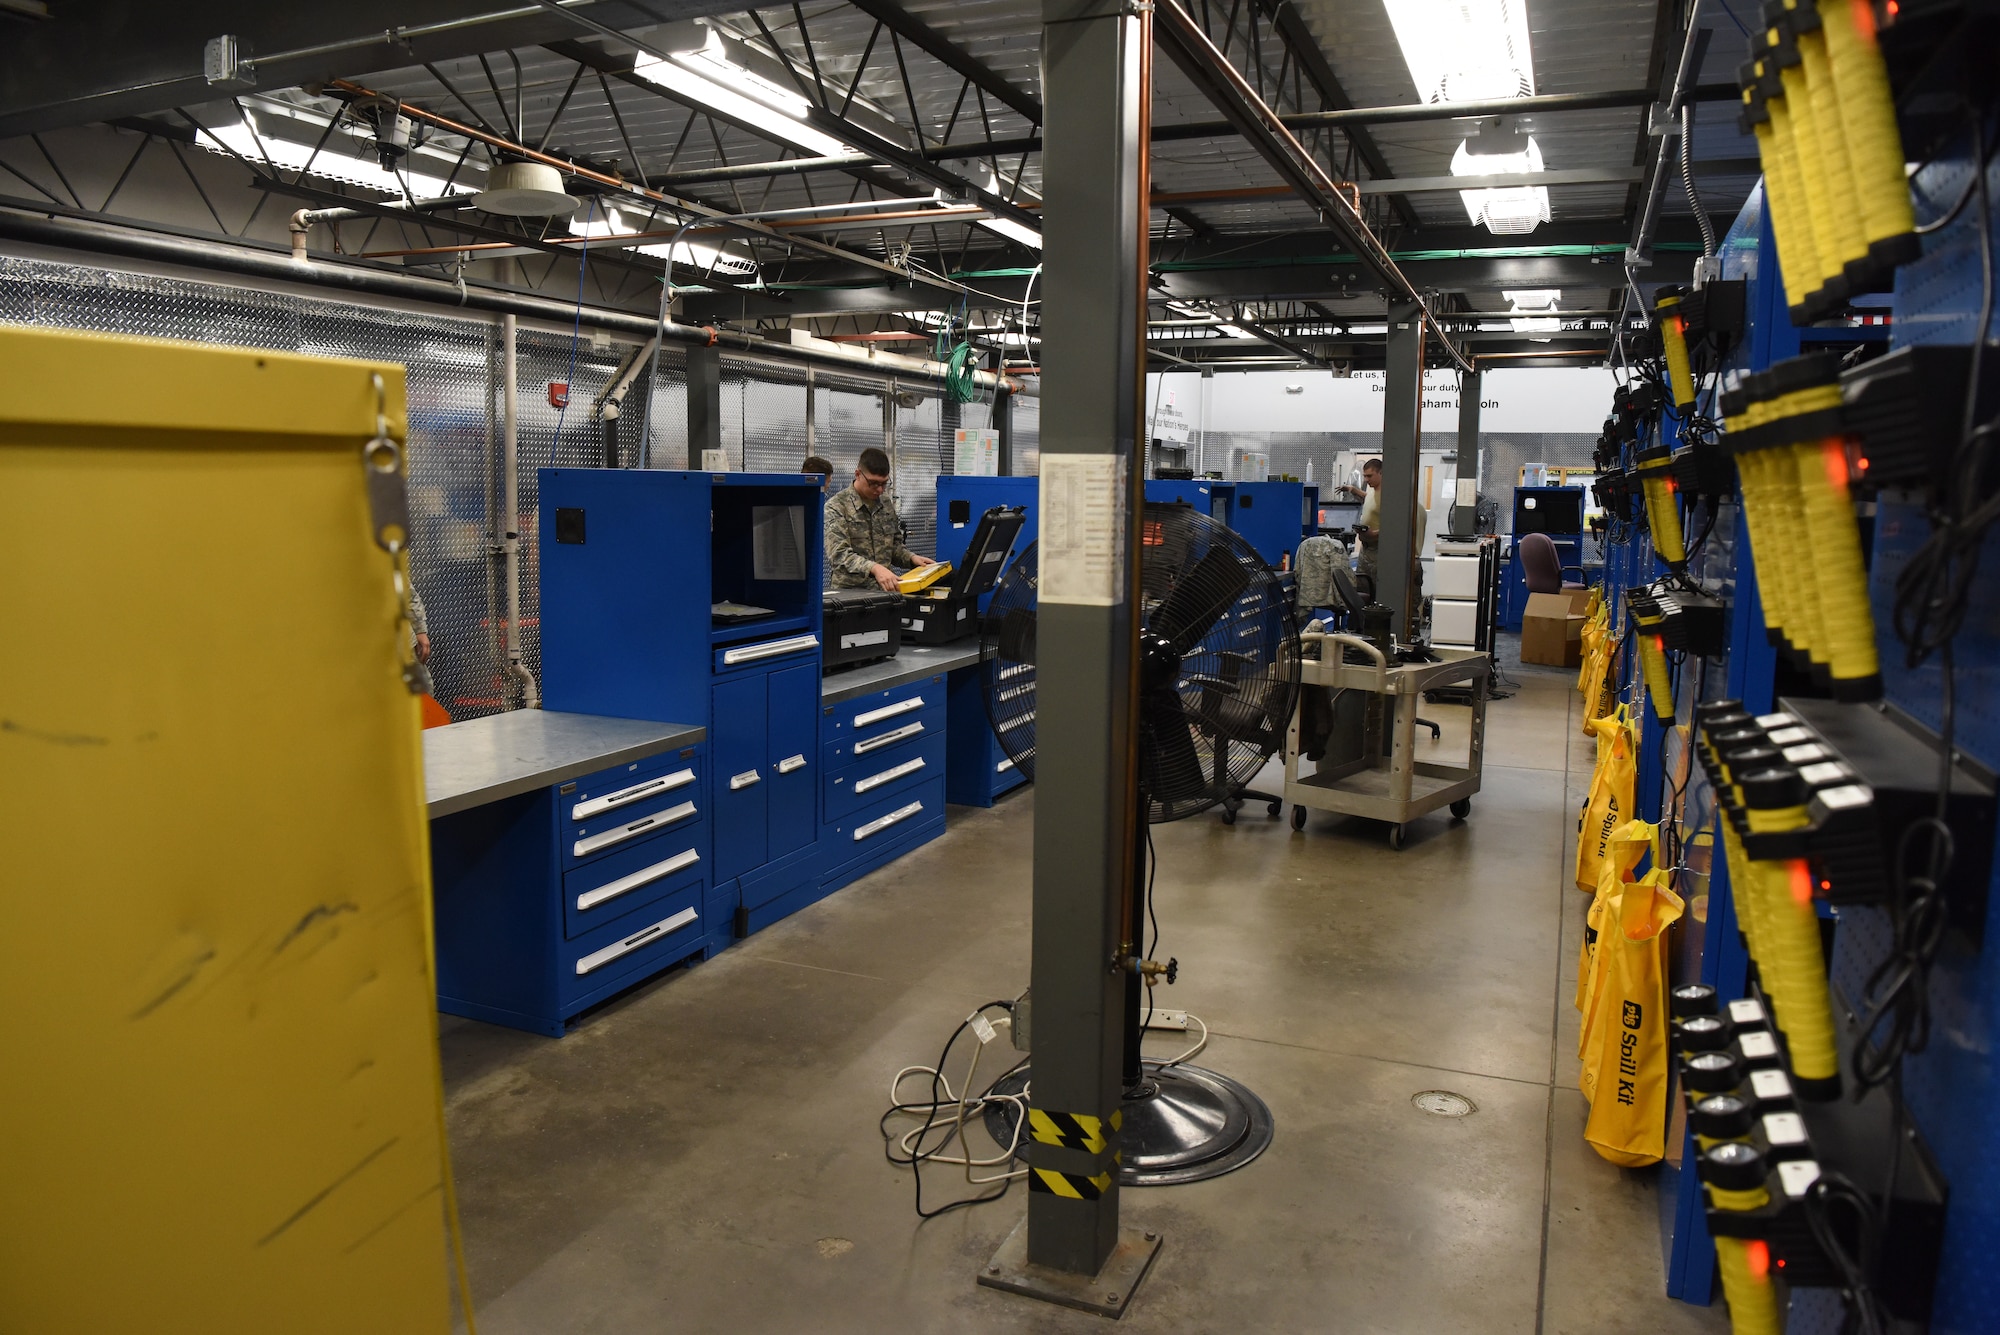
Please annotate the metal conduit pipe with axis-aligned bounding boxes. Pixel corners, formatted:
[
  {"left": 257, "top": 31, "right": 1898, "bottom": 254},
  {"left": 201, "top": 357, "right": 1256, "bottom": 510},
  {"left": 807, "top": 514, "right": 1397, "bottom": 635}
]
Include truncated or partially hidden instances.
[
  {"left": 0, "top": 208, "right": 1030, "bottom": 394},
  {"left": 289, "top": 196, "right": 473, "bottom": 261},
  {"left": 500, "top": 311, "right": 538, "bottom": 708},
  {"left": 1630, "top": 2, "right": 1714, "bottom": 264}
]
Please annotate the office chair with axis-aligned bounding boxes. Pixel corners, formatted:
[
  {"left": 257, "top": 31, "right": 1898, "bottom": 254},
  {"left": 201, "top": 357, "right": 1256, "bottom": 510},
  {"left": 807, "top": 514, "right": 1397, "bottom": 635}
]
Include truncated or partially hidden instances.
[
  {"left": 1196, "top": 651, "right": 1287, "bottom": 825},
  {"left": 1518, "top": 531, "right": 1587, "bottom": 596},
  {"left": 1327, "top": 564, "right": 1442, "bottom": 742}
]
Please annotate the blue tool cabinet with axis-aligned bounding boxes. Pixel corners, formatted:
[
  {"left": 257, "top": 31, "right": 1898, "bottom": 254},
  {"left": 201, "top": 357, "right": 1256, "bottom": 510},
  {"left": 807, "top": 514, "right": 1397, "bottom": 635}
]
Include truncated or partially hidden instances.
[
  {"left": 539, "top": 467, "right": 829, "bottom": 949},
  {"left": 431, "top": 740, "right": 713, "bottom": 1037},
  {"left": 1144, "top": 478, "right": 1218, "bottom": 510},
  {"left": 935, "top": 476, "right": 1039, "bottom": 612},
  {"left": 1206, "top": 480, "right": 1305, "bottom": 568},
  {"left": 820, "top": 673, "right": 950, "bottom": 892}
]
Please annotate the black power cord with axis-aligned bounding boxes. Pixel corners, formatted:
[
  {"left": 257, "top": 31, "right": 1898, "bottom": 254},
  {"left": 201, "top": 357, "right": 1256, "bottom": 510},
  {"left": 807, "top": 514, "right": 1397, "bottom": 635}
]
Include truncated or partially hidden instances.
[{"left": 880, "top": 999, "right": 1026, "bottom": 1219}]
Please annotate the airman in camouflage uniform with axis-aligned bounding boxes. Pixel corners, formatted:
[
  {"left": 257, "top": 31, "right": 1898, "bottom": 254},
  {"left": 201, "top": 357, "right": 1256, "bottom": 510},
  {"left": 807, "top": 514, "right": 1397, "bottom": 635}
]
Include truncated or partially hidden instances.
[{"left": 826, "top": 446, "right": 935, "bottom": 591}]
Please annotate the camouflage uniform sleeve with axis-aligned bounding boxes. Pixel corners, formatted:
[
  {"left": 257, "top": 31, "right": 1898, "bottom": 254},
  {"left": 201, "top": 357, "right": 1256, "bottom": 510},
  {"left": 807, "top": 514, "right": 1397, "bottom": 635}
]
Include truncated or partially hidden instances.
[
  {"left": 824, "top": 489, "right": 879, "bottom": 585},
  {"left": 408, "top": 588, "right": 428, "bottom": 636}
]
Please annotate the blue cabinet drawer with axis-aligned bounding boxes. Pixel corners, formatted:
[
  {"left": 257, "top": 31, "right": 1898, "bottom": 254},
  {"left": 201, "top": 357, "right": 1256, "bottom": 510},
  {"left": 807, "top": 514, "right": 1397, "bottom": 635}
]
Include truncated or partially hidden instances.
[
  {"left": 561, "top": 826, "right": 706, "bottom": 939},
  {"left": 558, "top": 882, "right": 706, "bottom": 1006},
  {"left": 714, "top": 632, "right": 821, "bottom": 676},
  {"left": 822, "top": 775, "right": 946, "bottom": 890},
  {"left": 825, "top": 774, "right": 944, "bottom": 852},
  {"left": 558, "top": 756, "right": 698, "bottom": 825},
  {"left": 825, "top": 731, "right": 946, "bottom": 822},
  {"left": 564, "top": 792, "right": 702, "bottom": 869},
  {"left": 822, "top": 676, "right": 944, "bottom": 746},
  {"left": 822, "top": 706, "right": 936, "bottom": 770}
]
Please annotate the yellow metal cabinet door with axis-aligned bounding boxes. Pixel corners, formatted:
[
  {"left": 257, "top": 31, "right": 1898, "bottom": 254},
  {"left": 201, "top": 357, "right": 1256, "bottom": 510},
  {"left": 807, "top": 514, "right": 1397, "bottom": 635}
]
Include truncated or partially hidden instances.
[{"left": 0, "top": 327, "right": 459, "bottom": 1334}]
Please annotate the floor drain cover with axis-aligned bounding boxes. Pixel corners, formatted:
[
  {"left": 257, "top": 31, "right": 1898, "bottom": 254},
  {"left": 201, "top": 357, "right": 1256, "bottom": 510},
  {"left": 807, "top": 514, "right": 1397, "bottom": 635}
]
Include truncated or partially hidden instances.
[{"left": 1412, "top": 1090, "right": 1476, "bottom": 1117}]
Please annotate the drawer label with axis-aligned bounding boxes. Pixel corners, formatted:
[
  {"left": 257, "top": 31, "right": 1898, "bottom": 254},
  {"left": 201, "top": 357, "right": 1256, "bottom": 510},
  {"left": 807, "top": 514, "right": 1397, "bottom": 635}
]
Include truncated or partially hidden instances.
[{"left": 842, "top": 629, "right": 890, "bottom": 649}]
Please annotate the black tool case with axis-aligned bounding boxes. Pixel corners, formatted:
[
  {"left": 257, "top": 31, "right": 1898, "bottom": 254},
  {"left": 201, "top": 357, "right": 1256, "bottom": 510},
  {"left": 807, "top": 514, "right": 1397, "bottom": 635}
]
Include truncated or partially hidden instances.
[
  {"left": 823, "top": 588, "right": 904, "bottom": 668},
  {"left": 901, "top": 505, "right": 1028, "bottom": 645}
]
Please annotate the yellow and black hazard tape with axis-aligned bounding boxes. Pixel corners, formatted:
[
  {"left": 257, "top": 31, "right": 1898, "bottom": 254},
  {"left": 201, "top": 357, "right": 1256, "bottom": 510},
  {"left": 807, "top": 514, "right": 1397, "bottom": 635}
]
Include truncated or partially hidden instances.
[
  {"left": 1027, "top": 1107, "right": 1120, "bottom": 1154},
  {"left": 1029, "top": 1166, "right": 1115, "bottom": 1200}
]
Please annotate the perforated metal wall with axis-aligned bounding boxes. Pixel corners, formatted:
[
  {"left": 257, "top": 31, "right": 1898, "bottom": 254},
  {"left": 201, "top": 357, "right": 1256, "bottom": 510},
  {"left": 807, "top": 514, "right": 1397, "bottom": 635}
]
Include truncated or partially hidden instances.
[{"left": 0, "top": 254, "right": 1029, "bottom": 719}]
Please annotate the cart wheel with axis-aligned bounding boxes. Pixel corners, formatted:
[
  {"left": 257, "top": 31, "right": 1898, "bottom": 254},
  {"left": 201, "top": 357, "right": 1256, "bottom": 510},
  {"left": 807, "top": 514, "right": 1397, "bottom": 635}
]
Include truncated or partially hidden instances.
[
  {"left": 1450, "top": 798, "right": 1472, "bottom": 820},
  {"left": 1291, "top": 804, "right": 1307, "bottom": 831},
  {"left": 1388, "top": 823, "right": 1406, "bottom": 850},
  {"left": 1221, "top": 805, "right": 1237, "bottom": 826},
  {"left": 1267, "top": 800, "right": 1283, "bottom": 819}
]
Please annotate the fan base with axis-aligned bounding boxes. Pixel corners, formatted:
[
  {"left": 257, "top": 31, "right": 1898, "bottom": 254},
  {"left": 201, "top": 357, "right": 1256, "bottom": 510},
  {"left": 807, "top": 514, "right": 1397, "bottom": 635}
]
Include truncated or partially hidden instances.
[{"left": 985, "top": 1062, "right": 1274, "bottom": 1186}]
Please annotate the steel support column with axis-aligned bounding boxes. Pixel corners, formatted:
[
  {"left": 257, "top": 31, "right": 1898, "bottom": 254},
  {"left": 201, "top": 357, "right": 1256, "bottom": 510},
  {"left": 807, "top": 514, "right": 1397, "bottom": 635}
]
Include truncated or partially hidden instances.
[
  {"left": 1006, "top": 0, "right": 1151, "bottom": 1293},
  {"left": 687, "top": 343, "right": 723, "bottom": 467},
  {"left": 1378, "top": 301, "right": 1425, "bottom": 636},
  {"left": 1455, "top": 367, "right": 1482, "bottom": 534}
]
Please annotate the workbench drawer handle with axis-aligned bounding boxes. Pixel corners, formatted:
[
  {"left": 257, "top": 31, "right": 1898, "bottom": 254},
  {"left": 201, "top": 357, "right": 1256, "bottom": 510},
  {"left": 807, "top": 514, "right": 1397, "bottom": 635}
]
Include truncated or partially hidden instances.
[
  {"left": 729, "top": 769, "right": 762, "bottom": 790},
  {"left": 571, "top": 800, "right": 697, "bottom": 858},
  {"left": 854, "top": 696, "right": 924, "bottom": 728},
  {"left": 853, "top": 721, "right": 924, "bottom": 754},
  {"left": 777, "top": 754, "right": 807, "bottom": 774},
  {"left": 855, "top": 756, "right": 926, "bottom": 794},
  {"left": 721, "top": 633, "right": 820, "bottom": 665},
  {"left": 854, "top": 800, "right": 923, "bottom": 841},
  {"left": 574, "top": 906, "right": 700, "bottom": 975},
  {"left": 996, "top": 758, "right": 1015, "bottom": 774},
  {"left": 570, "top": 767, "right": 695, "bottom": 821},
  {"left": 576, "top": 848, "right": 701, "bottom": 913}
]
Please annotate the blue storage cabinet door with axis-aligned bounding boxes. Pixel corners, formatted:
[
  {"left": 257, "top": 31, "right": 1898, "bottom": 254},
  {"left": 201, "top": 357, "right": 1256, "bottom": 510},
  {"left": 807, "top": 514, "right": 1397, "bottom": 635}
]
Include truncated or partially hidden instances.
[
  {"left": 765, "top": 661, "right": 819, "bottom": 861},
  {"left": 711, "top": 674, "right": 768, "bottom": 881}
]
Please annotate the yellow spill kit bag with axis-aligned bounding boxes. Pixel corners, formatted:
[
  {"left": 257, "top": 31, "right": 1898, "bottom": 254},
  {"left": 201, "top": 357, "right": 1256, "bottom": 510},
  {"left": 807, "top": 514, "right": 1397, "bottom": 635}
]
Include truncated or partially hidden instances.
[
  {"left": 1576, "top": 818, "right": 1657, "bottom": 1099},
  {"left": 1575, "top": 706, "right": 1638, "bottom": 893},
  {"left": 1581, "top": 824, "right": 1685, "bottom": 1167}
]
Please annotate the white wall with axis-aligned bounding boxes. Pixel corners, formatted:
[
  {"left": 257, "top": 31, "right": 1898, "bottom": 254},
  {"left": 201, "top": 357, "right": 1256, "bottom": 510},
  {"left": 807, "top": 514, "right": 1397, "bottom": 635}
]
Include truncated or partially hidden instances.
[{"left": 1146, "top": 366, "right": 1616, "bottom": 436}]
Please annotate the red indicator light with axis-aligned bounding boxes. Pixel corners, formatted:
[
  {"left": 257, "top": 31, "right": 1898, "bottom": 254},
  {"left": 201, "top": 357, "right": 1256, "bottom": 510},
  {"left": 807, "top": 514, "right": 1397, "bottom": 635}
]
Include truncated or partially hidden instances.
[
  {"left": 1746, "top": 1239, "right": 1771, "bottom": 1278},
  {"left": 1790, "top": 860, "right": 1814, "bottom": 904}
]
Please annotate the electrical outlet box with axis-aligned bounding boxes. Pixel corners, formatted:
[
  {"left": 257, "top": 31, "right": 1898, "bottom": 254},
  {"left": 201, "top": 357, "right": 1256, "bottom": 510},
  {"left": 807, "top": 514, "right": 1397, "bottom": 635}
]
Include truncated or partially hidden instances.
[{"left": 1144, "top": 1009, "right": 1189, "bottom": 1032}]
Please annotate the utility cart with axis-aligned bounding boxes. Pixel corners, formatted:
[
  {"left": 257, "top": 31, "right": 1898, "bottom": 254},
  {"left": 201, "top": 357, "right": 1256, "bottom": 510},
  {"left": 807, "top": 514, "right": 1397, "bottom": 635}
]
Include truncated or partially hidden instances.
[{"left": 1282, "top": 634, "right": 1489, "bottom": 849}]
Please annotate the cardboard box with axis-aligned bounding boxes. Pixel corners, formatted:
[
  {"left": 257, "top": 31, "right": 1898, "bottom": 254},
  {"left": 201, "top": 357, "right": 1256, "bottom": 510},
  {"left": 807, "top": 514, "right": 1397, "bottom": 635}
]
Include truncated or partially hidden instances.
[
  {"left": 1563, "top": 586, "right": 1595, "bottom": 616},
  {"left": 1521, "top": 591, "right": 1585, "bottom": 667}
]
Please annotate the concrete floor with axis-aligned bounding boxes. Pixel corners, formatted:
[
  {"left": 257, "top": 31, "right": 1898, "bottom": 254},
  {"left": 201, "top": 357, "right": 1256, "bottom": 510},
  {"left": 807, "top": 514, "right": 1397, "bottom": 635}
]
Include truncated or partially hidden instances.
[{"left": 438, "top": 642, "right": 1731, "bottom": 1333}]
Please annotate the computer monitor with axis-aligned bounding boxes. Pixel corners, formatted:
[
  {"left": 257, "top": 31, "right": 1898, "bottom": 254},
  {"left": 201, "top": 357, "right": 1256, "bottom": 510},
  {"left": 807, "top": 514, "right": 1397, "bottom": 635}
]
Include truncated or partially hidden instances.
[
  {"left": 1513, "top": 486, "right": 1584, "bottom": 536},
  {"left": 1318, "top": 499, "right": 1363, "bottom": 532}
]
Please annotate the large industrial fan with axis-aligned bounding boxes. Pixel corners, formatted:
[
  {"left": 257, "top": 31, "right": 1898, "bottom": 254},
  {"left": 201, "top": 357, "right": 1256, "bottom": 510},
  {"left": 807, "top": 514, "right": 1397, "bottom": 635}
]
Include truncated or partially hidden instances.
[{"left": 981, "top": 501, "right": 1301, "bottom": 1184}]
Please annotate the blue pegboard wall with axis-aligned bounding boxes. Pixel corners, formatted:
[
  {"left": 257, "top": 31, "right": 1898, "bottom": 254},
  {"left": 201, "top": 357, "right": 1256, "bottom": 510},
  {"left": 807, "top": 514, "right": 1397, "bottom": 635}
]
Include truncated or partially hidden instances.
[
  {"left": 1836, "top": 105, "right": 2000, "bottom": 1335},
  {"left": 1894, "top": 120, "right": 2000, "bottom": 350}
]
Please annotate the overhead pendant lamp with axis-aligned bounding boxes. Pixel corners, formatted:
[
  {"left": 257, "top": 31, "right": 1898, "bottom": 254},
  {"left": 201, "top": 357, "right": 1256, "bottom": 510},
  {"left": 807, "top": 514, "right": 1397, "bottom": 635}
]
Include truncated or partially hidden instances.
[{"left": 477, "top": 160, "right": 581, "bottom": 217}]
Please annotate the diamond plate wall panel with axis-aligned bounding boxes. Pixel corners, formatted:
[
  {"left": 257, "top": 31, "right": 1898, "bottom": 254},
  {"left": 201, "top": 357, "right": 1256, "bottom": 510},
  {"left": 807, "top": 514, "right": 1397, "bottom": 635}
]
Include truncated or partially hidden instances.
[
  {"left": 816, "top": 385, "right": 888, "bottom": 476},
  {"left": 738, "top": 368, "right": 809, "bottom": 473},
  {"left": 1011, "top": 393, "right": 1041, "bottom": 475},
  {"left": 1782, "top": 1285, "right": 1847, "bottom": 1334},
  {"left": 895, "top": 393, "right": 949, "bottom": 555}
]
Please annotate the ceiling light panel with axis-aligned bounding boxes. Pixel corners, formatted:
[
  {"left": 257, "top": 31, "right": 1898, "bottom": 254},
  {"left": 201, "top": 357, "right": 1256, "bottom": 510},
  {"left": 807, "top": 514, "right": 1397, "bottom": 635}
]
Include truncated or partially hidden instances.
[{"left": 1381, "top": 0, "right": 1537, "bottom": 104}]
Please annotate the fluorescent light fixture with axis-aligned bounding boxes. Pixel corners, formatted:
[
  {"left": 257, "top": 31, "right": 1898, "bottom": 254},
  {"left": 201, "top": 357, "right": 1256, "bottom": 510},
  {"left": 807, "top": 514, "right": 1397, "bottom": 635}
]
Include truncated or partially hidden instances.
[
  {"left": 1503, "top": 288, "right": 1561, "bottom": 339},
  {"left": 1382, "top": 0, "right": 1536, "bottom": 104},
  {"left": 976, "top": 215, "right": 1043, "bottom": 250},
  {"left": 1451, "top": 135, "right": 1550, "bottom": 235},
  {"left": 1385, "top": 0, "right": 1549, "bottom": 233},
  {"left": 203, "top": 112, "right": 474, "bottom": 200},
  {"left": 569, "top": 207, "right": 758, "bottom": 276},
  {"left": 632, "top": 28, "right": 851, "bottom": 158}
]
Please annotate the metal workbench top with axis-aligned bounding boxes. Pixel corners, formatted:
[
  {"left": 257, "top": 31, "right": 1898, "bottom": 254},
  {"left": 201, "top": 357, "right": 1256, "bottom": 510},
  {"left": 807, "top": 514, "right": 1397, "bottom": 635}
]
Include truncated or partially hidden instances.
[
  {"left": 424, "top": 710, "right": 707, "bottom": 819},
  {"left": 820, "top": 640, "right": 988, "bottom": 706}
]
